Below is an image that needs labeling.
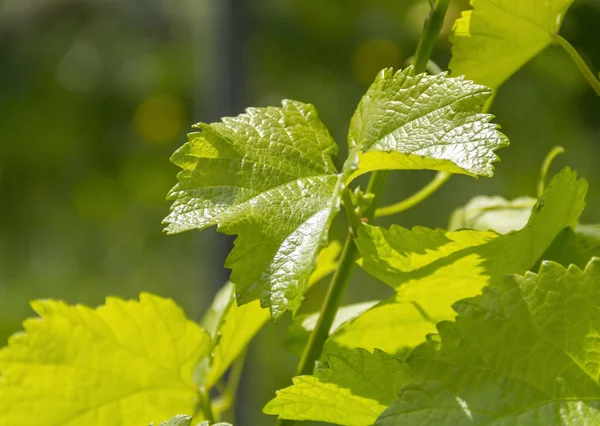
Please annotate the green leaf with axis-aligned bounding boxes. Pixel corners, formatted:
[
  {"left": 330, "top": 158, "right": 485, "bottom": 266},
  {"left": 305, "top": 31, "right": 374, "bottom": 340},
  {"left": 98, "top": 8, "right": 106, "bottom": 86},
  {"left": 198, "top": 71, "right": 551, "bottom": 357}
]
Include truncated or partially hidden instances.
[
  {"left": 334, "top": 168, "right": 586, "bottom": 357},
  {"left": 450, "top": 0, "right": 575, "bottom": 89},
  {"left": 264, "top": 349, "right": 411, "bottom": 425},
  {"left": 164, "top": 100, "right": 346, "bottom": 319},
  {"left": 448, "top": 195, "right": 537, "bottom": 234},
  {"left": 201, "top": 241, "right": 342, "bottom": 390},
  {"left": 347, "top": 67, "right": 508, "bottom": 181},
  {"left": 377, "top": 259, "right": 600, "bottom": 425},
  {"left": 540, "top": 224, "right": 600, "bottom": 270},
  {"left": 0, "top": 293, "right": 211, "bottom": 426}
]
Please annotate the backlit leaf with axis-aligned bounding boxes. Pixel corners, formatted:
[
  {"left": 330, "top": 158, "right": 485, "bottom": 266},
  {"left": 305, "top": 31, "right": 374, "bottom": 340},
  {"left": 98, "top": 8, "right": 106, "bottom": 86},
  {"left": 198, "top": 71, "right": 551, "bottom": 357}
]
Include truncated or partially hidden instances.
[
  {"left": 0, "top": 294, "right": 211, "bottom": 426},
  {"left": 450, "top": 0, "right": 576, "bottom": 89}
]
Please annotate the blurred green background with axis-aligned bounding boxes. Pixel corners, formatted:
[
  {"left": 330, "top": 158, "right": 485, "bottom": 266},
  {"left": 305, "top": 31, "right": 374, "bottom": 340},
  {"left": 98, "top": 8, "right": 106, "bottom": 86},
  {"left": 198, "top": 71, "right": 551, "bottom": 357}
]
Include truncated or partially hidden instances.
[{"left": 0, "top": 0, "right": 598, "bottom": 424}]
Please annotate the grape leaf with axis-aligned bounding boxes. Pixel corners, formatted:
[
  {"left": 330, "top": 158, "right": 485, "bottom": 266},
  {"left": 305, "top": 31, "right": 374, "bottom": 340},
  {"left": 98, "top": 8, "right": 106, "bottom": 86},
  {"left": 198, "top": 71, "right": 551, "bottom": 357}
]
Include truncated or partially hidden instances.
[
  {"left": 347, "top": 67, "right": 508, "bottom": 181},
  {"left": 164, "top": 100, "right": 346, "bottom": 319},
  {"left": 448, "top": 195, "right": 536, "bottom": 234},
  {"left": 200, "top": 242, "right": 342, "bottom": 390},
  {"left": 540, "top": 224, "right": 600, "bottom": 270},
  {"left": 0, "top": 294, "right": 211, "bottom": 426},
  {"left": 264, "top": 348, "right": 410, "bottom": 425},
  {"left": 333, "top": 168, "right": 586, "bottom": 358},
  {"left": 377, "top": 259, "right": 600, "bottom": 425},
  {"left": 450, "top": 0, "right": 575, "bottom": 89}
]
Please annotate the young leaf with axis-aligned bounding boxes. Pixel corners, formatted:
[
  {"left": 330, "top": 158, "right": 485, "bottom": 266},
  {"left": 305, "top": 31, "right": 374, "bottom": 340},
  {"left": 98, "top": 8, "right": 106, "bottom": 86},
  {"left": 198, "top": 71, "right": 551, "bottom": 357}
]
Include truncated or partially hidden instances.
[
  {"left": 164, "top": 100, "right": 346, "bottom": 319},
  {"left": 0, "top": 294, "right": 211, "bottom": 426},
  {"left": 450, "top": 0, "right": 575, "bottom": 89},
  {"left": 201, "top": 242, "right": 342, "bottom": 390},
  {"left": 264, "top": 348, "right": 410, "bottom": 425},
  {"left": 377, "top": 259, "right": 600, "bottom": 425},
  {"left": 331, "top": 168, "right": 586, "bottom": 357},
  {"left": 448, "top": 195, "right": 536, "bottom": 234},
  {"left": 347, "top": 67, "right": 508, "bottom": 181}
]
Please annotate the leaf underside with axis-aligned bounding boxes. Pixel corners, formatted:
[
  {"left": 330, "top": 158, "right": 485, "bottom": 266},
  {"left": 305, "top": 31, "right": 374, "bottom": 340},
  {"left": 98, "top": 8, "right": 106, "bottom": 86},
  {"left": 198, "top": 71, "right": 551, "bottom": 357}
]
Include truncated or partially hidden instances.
[{"left": 450, "top": 0, "right": 576, "bottom": 89}]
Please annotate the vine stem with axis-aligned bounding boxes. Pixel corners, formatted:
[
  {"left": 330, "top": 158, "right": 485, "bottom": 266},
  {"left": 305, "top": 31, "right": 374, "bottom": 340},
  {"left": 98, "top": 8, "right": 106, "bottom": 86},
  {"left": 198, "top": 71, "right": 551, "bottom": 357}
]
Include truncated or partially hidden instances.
[
  {"left": 554, "top": 35, "right": 600, "bottom": 96},
  {"left": 277, "top": 2, "right": 451, "bottom": 424}
]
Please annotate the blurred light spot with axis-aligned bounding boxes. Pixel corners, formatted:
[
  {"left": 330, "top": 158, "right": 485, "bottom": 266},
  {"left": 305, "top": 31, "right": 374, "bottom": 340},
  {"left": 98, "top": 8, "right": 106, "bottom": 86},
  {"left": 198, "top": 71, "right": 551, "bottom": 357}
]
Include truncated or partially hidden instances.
[
  {"left": 56, "top": 41, "right": 103, "bottom": 93},
  {"left": 352, "top": 38, "right": 401, "bottom": 85},
  {"left": 133, "top": 94, "right": 185, "bottom": 144}
]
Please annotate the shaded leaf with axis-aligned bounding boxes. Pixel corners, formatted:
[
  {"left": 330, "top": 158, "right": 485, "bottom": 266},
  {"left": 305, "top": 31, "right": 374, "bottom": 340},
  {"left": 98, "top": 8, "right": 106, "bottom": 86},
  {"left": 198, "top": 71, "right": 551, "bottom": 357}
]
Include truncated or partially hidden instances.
[
  {"left": 264, "top": 349, "right": 410, "bottom": 425},
  {"left": 377, "top": 259, "right": 600, "bottom": 425}
]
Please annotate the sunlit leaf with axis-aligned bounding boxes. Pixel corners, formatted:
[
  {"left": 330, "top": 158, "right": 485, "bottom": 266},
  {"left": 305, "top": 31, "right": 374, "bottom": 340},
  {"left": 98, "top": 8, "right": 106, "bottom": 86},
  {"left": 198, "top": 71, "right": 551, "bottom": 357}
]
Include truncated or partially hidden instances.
[
  {"left": 0, "top": 294, "right": 211, "bottom": 426},
  {"left": 331, "top": 168, "right": 586, "bottom": 357},
  {"left": 164, "top": 100, "right": 347, "bottom": 318},
  {"left": 347, "top": 67, "right": 508, "bottom": 181}
]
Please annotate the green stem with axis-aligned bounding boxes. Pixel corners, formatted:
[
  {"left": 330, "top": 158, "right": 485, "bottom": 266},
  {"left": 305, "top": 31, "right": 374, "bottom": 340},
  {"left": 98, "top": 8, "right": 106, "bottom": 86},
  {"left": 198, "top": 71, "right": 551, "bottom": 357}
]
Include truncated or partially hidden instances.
[
  {"left": 555, "top": 35, "right": 600, "bottom": 96},
  {"left": 197, "top": 389, "right": 215, "bottom": 423},
  {"left": 375, "top": 171, "right": 451, "bottom": 218},
  {"left": 537, "top": 146, "right": 565, "bottom": 198},
  {"left": 413, "top": 0, "right": 450, "bottom": 74},
  {"left": 342, "top": 188, "right": 362, "bottom": 236}
]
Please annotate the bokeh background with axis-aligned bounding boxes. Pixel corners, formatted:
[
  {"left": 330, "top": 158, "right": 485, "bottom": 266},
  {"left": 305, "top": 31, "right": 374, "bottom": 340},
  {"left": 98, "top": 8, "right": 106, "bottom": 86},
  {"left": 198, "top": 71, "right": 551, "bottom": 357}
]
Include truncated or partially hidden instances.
[{"left": 0, "top": 0, "right": 599, "bottom": 424}]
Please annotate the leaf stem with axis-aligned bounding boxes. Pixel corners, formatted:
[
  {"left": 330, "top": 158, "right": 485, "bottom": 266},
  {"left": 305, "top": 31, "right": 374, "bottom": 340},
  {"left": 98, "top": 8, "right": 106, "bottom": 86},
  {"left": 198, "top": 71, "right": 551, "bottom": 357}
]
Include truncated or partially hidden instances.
[
  {"left": 537, "top": 146, "right": 565, "bottom": 198},
  {"left": 413, "top": 0, "right": 450, "bottom": 74},
  {"left": 554, "top": 35, "right": 600, "bottom": 96},
  {"left": 375, "top": 171, "right": 451, "bottom": 218}
]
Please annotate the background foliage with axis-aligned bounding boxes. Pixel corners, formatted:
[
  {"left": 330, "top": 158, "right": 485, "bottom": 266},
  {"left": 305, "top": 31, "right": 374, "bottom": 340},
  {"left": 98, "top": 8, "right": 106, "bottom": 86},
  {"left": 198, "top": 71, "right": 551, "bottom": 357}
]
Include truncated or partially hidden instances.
[{"left": 0, "top": 0, "right": 599, "bottom": 424}]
